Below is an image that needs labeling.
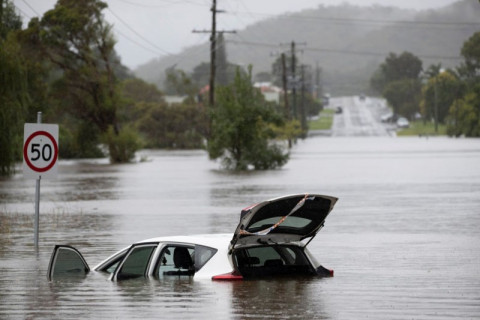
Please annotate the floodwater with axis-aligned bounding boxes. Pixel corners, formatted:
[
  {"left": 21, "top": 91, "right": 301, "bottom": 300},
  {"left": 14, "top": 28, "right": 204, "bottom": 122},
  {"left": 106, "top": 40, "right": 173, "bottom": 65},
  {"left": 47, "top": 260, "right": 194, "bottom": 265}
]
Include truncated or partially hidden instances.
[{"left": 1, "top": 136, "right": 480, "bottom": 319}]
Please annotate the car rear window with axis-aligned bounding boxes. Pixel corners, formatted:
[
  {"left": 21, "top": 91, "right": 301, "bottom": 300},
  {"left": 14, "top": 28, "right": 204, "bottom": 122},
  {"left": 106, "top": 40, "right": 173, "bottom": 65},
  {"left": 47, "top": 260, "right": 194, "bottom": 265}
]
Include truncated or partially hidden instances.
[
  {"left": 234, "top": 245, "right": 314, "bottom": 278},
  {"left": 248, "top": 216, "right": 311, "bottom": 232}
]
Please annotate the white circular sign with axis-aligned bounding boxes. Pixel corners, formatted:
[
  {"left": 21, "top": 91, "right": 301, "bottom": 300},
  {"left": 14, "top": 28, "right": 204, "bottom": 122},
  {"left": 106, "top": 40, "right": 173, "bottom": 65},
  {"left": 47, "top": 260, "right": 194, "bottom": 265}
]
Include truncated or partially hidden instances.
[
  {"left": 23, "top": 123, "right": 59, "bottom": 179},
  {"left": 24, "top": 131, "right": 58, "bottom": 172}
]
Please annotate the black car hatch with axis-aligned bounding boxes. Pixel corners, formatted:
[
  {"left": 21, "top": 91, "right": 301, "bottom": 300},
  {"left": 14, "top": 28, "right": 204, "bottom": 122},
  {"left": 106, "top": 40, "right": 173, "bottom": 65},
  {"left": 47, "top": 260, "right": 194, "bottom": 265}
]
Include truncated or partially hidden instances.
[{"left": 231, "top": 194, "right": 338, "bottom": 248}]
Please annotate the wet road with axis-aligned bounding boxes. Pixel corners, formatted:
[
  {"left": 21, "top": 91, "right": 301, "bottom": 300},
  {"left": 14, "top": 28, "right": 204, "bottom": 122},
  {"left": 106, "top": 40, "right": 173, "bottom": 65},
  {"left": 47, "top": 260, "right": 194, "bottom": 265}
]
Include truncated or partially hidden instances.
[
  {"left": 1, "top": 135, "right": 480, "bottom": 319},
  {"left": 331, "top": 96, "right": 394, "bottom": 137}
]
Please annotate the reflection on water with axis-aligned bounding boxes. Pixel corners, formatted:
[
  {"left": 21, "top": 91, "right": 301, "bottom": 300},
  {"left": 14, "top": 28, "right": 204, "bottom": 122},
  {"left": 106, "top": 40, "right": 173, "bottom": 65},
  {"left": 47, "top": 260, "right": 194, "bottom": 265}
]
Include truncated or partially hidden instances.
[{"left": 1, "top": 137, "right": 480, "bottom": 319}]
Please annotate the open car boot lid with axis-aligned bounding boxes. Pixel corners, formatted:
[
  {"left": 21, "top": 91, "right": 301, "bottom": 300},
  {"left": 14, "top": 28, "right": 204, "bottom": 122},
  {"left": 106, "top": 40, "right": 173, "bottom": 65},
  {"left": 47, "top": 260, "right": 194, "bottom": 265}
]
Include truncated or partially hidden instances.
[{"left": 230, "top": 194, "right": 338, "bottom": 248}]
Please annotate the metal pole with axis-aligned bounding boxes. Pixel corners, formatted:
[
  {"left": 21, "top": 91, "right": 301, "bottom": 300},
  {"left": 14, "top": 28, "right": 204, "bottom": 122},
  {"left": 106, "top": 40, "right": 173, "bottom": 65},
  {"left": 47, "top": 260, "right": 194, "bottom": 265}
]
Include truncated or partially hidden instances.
[
  {"left": 209, "top": 0, "right": 216, "bottom": 108},
  {"left": 434, "top": 78, "right": 438, "bottom": 133},
  {"left": 291, "top": 41, "right": 297, "bottom": 119},
  {"left": 34, "top": 112, "right": 42, "bottom": 250}
]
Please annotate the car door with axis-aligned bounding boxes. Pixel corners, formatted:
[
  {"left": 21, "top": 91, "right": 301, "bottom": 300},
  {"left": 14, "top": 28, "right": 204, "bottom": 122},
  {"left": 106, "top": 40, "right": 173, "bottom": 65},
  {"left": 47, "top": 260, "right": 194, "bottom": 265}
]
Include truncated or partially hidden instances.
[
  {"left": 47, "top": 245, "right": 90, "bottom": 281},
  {"left": 231, "top": 193, "right": 338, "bottom": 248},
  {"left": 111, "top": 242, "right": 159, "bottom": 281}
]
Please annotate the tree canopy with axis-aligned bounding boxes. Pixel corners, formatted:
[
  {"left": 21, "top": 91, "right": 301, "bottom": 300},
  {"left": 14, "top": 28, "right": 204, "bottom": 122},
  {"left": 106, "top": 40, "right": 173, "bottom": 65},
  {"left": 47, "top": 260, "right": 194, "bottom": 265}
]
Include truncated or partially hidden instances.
[
  {"left": 446, "top": 31, "right": 480, "bottom": 137},
  {"left": 0, "top": 0, "right": 35, "bottom": 175},
  {"left": 371, "top": 51, "right": 423, "bottom": 118},
  {"left": 207, "top": 68, "right": 289, "bottom": 170},
  {"left": 34, "top": 0, "right": 139, "bottom": 162}
]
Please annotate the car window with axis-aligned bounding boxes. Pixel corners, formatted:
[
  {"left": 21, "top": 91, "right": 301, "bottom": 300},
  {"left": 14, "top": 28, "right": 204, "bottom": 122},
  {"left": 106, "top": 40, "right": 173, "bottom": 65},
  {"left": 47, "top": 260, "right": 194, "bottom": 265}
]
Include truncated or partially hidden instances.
[
  {"left": 104, "top": 258, "right": 122, "bottom": 274},
  {"left": 95, "top": 249, "right": 128, "bottom": 274},
  {"left": 156, "top": 245, "right": 195, "bottom": 277},
  {"left": 194, "top": 245, "right": 217, "bottom": 271},
  {"left": 116, "top": 244, "right": 157, "bottom": 280},
  {"left": 234, "top": 245, "right": 314, "bottom": 278},
  {"left": 248, "top": 216, "right": 311, "bottom": 231}
]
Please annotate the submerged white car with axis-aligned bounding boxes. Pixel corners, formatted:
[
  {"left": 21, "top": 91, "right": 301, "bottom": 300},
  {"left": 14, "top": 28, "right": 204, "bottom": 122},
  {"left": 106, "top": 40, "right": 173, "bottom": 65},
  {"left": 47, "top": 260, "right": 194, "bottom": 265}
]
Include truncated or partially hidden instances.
[{"left": 48, "top": 194, "right": 338, "bottom": 281}]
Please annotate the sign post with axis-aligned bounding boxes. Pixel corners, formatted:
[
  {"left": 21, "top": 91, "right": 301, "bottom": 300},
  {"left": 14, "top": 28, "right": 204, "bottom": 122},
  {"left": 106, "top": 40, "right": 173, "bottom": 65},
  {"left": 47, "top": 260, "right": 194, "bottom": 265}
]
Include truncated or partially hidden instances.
[{"left": 23, "top": 113, "right": 59, "bottom": 250}]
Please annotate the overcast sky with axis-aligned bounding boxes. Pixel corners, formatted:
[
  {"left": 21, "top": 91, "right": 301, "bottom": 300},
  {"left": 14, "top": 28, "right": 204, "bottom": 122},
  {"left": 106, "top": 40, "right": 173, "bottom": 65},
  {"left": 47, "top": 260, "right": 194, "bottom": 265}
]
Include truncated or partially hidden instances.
[{"left": 13, "top": 0, "right": 460, "bottom": 69}]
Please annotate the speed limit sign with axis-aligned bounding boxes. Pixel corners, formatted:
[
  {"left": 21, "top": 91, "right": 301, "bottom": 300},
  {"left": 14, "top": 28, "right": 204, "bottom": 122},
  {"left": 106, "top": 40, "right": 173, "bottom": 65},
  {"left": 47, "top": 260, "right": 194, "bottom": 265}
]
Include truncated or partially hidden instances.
[{"left": 23, "top": 123, "right": 59, "bottom": 179}]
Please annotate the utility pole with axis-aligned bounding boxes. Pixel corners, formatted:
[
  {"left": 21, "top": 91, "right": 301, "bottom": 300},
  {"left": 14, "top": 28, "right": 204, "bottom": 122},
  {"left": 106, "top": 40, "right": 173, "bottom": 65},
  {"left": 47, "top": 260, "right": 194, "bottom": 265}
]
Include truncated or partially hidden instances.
[
  {"left": 300, "top": 65, "right": 307, "bottom": 136},
  {"left": 279, "top": 41, "right": 306, "bottom": 120},
  {"left": 315, "top": 62, "right": 322, "bottom": 100},
  {"left": 434, "top": 77, "right": 438, "bottom": 133},
  {"left": 291, "top": 41, "right": 297, "bottom": 119},
  {"left": 209, "top": 0, "right": 217, "bottom": 108},
  {"left": 281, "top": 53, "right": 290, "bottom": 120},
  {"left": 192, "top": 0, "right": 235, "bottom": 108}
]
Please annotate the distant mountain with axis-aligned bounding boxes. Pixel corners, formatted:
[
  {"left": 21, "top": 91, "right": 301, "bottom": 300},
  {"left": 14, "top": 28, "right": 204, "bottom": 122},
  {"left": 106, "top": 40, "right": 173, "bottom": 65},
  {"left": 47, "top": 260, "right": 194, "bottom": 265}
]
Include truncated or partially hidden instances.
[{"left": 134, "top": 0, "right": 480, "bottom": 96}]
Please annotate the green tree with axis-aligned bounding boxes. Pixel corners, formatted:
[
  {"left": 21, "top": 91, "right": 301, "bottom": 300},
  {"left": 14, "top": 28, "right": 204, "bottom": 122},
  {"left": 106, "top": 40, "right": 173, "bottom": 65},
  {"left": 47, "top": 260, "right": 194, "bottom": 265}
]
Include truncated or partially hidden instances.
[
  {"left": 420, "top": 70, "right": 463, "bottom": 124},
  {"left": 0, "top": 0, "right": 25, "bottom": 175},
  {"left": 33, "top": 0, "right": 138, "bottom": 162},
  {"left": 135, "top": 102, "right": 207, "bottom": 149},
  {"left": 0, "top": 36, "right": 27, "bottom": 175},
  {"left": 0, "top": 0, "right": 22, "bottom": 39},
  {"left": 383, "top": 79, "right": 422, "bottom": 118},
  {"left": 370, "top": 51, "right": 422, "bottom": 96},
  {"left": 371, "top": 51, "right": 423, "bottom": 118},
  {"left": 382, "top": 52, "right": 422, "bottom": 82},
  {"left": 459, "top": 32, "right": 480, "bottom": 82},
  {"left": 122, "top": 78, "right": 164, "bottom": 104},
  {"left": 164, "top": 68, "right": 198, "bottom": 100},
  {"left": 0, "top": 1, "right": 47, "bottom": 175},
  {"left": 446, "top": 32, "right": 480, "bottom": 137},
  {"left": 446, "top": 89, "right": 480, "bottom": 137},
  {"left": 207, "top": 68, "right": 289, "bottom": 170},
  {"left": 120, "top": 77, "right": 207, "bottom": 149}
]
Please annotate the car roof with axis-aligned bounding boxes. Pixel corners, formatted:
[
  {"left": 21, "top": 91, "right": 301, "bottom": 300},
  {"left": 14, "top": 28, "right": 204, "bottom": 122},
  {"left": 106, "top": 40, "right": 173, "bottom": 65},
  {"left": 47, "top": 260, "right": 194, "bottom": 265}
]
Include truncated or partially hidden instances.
[{"left": 138, "top": 233, "right": 233, "bottom": 250}]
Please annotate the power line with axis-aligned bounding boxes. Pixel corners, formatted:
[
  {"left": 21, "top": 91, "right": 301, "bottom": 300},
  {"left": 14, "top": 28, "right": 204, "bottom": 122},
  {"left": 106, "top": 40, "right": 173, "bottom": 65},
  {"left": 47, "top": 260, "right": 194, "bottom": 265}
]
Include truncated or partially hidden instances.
[
  {"left": 12, "top": 3, "right": 32, "bottom": 20},
  {"left": 112, "top": 28, "right": 165, "bottom": 56},
  {"left": 114, "top": 0, "right": 206, "bottom": 8},
  {"left": 226, "top": 39, "right": 463, "bottom": 61},
  {"left": 20, "top": 0, "right": 39, "bottom": 16},
  {"left": 107, "top": 7, "right": 171, "bottom": 55}
]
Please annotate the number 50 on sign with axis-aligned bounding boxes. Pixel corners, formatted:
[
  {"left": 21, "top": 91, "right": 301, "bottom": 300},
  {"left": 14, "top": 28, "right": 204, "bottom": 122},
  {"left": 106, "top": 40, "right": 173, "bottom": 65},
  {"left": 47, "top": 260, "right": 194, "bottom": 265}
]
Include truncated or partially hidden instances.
[{"left": 23, "top": 123, "right": 59, "bottom": 179}]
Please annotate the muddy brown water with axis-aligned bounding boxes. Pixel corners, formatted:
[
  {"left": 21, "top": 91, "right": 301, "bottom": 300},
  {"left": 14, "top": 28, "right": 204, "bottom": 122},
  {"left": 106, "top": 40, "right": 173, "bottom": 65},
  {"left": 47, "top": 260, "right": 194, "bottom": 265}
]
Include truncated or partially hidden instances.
[{"left": 1, "top": 137, "right": 479, "bottom": 319}]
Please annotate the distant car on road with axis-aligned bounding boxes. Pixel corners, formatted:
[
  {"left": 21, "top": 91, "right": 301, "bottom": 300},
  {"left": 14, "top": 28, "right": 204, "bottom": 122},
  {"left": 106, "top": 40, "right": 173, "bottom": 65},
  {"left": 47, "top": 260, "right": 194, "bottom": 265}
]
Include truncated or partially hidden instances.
[
  {"left": 380, "top": 113, "right": 394, "bottom": 123},
  {"left": 335, "top": 106, "right": 343, "bottom": 114},
  {"left": 396, "top": 117, "right": 410, "bottom": 128},
  {"left": 47, "top": 194, "right": 338, "bottom": 282}
]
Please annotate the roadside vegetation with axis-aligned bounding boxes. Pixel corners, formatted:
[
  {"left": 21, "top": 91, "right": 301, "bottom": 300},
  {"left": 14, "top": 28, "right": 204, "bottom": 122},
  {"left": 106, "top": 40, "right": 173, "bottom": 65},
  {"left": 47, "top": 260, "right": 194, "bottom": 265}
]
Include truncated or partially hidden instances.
[
  {"left": 308, "top": 109, "right": 334, "bottom": 131},
  {"left": 370, "top": 32, "right": 480, "bottom": 138},
  {"left": 1, "top": 0, "right": 323, "bottom": 174},
  {"left": 207, "top": 69, "right": 289, "bottom": 170},
  {"left": 1, "top": 0, "right": 478, "bottom": 175},
  {"left": 397, "top": 121, "right": 447, "bottom": 136}
]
